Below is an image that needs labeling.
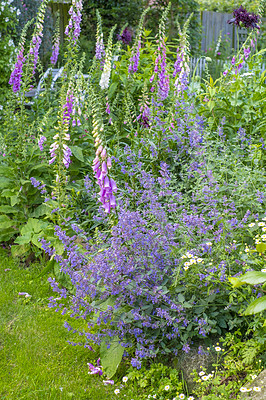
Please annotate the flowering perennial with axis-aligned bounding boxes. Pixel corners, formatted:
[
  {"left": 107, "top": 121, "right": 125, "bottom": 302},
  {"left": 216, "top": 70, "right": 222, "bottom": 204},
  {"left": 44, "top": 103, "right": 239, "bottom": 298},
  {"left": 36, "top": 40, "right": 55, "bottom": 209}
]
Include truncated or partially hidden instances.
[
  {"left": 150, "top": 5, "right": 170, "bottom": 100},
  {"left": 99, "top": 26, "right": 116, "bottom": 90},
  {"left": 228, "top": 5, "right": 260, "bottom": 30},
  {"left": 128, "top": 8, "right": 149, "bottom": 74},
  {"left": 65, "top": 0, "right": 83, "bottom": 44}
]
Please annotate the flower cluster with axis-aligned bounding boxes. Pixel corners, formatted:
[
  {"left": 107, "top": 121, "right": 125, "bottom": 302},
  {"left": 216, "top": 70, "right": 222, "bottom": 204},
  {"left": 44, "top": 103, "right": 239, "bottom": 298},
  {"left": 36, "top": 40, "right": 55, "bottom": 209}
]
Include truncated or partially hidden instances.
[
  {"left": 150, "top": 5, "right": 170, "bottom": 100},
  {"left": 173, "top": 15, "right": 192, "bottom": 94},
  {"left": 50, "top": 14, "right": 60, "bottom": 66},
  {"left": 9, "top": 42, "right": 25, "bottom": 93},
  {"left": 99, "top": 26, "right": 116, "bottom": 90},
  {"left": 28, "top": 0, "right": 48, "bottom": 76},
  {"left": 87, "top": 359, "right": 102, "bottom": 376},
  {"left": 65, "top": 0, "right": 83, "bottom": 44},
  {"left": 95, "top": 10, "right": 105, "bottom": 60},
  {"left": 128, "top": 8, "right": 149, "bottom": 75},
  {"left": 117, "top": 27, "right": 132, "bottom": 44},
  {"left": 228, "top": 6, "right": 260, "bottom": 30}
]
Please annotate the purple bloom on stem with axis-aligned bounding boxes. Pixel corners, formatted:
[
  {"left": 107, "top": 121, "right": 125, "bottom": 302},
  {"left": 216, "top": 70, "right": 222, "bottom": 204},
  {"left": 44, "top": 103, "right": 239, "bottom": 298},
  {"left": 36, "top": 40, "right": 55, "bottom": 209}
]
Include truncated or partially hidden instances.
[
  {"left": 9, "top": 47, "right": 25, "bottom": 93},
  {"left": 117, "top": 27, "right": 132, "bottom": 45},
  {"left": 38, "top": 136, "right": 47, "bottom": 151},
  {"left": 228, "top": 5, "right": 260, "bottom": 30}
]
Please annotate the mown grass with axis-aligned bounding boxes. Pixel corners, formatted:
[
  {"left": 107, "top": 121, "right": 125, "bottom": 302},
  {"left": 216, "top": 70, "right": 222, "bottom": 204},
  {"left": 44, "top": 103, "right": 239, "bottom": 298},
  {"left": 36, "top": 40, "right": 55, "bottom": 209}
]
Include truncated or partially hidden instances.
[{"left": 0, "top": 249, "right": 136, "bottom": 400}]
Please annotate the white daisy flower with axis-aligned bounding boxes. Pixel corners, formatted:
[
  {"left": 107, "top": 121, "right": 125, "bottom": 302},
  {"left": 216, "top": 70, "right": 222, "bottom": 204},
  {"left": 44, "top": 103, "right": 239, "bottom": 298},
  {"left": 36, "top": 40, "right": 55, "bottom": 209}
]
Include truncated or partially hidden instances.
[
  {"left": 199, "top": 371, "right": 205, "bottom": 376},
  {"left": 262, "top": 227, "right": 266, "bottom": 231},
  {"left": 188, "top": 397, "right": 195, "bottom": 400},
  {"left": 202, "top": 375, "right": 209, "bottom": 381},
  {"left": 253, "top": 387, "right": 261, "bottom": 392},
  {"left": 240, "top": 387, "right": 247, "bottom": 392},
  {"left": 258, "top": 222, "right": 265, "bottom": 227},
  {"left": 179, "top": 395, "right": 185, "bottom": 400},
  {"left": 251, "top": 375, "right": 257, "bottom": 380},
  {"left": 261, "top": 268, "right": 266, "bottom": 273},
  {"left": 114, "top": 389, "right": 120, "bottom": 394},
  {"left": 164, "top": 385, "right": 170, "bottom": 391},
  {"left": 122, "top": 376, "right": 128, "bottom": 383},
  {"left": 248, "top": 223, "right": 255, "bottom": 227},
  {"left": 215, "top": 346, "right": 221, "bottom": 352}
]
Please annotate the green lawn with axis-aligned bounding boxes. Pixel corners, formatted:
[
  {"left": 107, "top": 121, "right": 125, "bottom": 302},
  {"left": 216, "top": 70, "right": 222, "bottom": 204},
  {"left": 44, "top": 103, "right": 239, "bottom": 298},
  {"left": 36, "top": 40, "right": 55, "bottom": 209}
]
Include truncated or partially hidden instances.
[{"left": 0, "top": 249, "right": 133, "bottom": 400}]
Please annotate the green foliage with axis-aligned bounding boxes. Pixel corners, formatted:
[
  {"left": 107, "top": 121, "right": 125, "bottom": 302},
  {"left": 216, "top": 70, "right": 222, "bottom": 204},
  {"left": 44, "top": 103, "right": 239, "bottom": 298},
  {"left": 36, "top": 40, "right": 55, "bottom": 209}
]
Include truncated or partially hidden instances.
[
  {"left": 100, "top": 337, "right": 124, "bottom": 379},
  {"left": 124, "top": 362, "right": 184, "bottom": 399}
]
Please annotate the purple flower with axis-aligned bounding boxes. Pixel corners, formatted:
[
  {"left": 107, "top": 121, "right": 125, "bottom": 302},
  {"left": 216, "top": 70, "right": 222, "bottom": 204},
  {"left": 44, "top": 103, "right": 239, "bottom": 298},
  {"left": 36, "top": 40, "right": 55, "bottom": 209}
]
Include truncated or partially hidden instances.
[
  {"left": 38, "top": 136, "right": 47, "bottom": 151},
  {"left": 50, "top": 37, "right": 60, "bottom": 65},
  {"left": 65, "top": 0, "right": 83, "bottom": 44},
  {"left": 228, "top": 6, "right": 260, "bottom": 30},
  {"left": 9, "top": 46, "right": 25, "bottom": 93},
  {"left": 117, "top": 27, "right": 132, "bottom": 45}
]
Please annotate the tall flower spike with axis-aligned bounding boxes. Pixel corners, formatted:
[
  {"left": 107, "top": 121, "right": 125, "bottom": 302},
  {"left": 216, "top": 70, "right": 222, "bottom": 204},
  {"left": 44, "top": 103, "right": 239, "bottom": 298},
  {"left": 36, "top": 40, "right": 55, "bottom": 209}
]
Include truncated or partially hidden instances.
[
  {"left": 150, "top": 4, "right": 171, "bottom": 100},
  {"left": 50, "top": 12, "right": 60, "bottom": 65},
  {"left": 28, "top": 0, "right": 48, "bottom": 77},
  {"left": 9, "top": 19, "right": 32, "bottom": 93},
  {"left": 90, "top": 92, "right": 117, "bottom": 213},
  {"left": 95, "top": 10, "right": 105, "bottom": 60},
  {"left": 128, "top": 7, "right": 150, "bottom": 75},
  {"left": 99, "top": 25, "right": 116, "bottom": 90},
  {"left": 65, "top": 0, "right": 83, "bottom": 45},
  {"left": 173, "top": 13, "right": 193, "bottom": 95}
]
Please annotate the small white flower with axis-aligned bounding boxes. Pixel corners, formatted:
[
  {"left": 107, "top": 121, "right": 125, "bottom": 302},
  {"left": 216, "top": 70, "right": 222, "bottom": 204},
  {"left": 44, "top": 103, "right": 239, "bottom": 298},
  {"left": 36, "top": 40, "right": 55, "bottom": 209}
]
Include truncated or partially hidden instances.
[
  {"left": 188, "top": 397, "right": 195, "bottom": 400},
  {"left": 202, "top": 375, "right": 209, "bottom": 381},
  {"left": 215, "top": 346, "right": 221, "bottom": 352},
  {"left": 5, "top": 17, "right": 9, "bottom": 22},
  {"left": 199, "top": 371, "right": 205, "bottom": 376},
  {"left": 184, "top": 261, "right": 191, "bottom": 266},
  {"left": 186, "top": 253, "right": 193, "bottom": 258},
  {"left": 261, "top": 268, "right": 266, "bottom": 273},
  {"left": 184, "top": 266, "right": 189, "bottom": 271},
  {"left": 122, "top": 376, "right": 128, "bottom": 383},
  {"left": 262, "top": 227, "right": 266, "bottom": 232},
  {"left": 251, "top": 374, "right": 257, "bottom": 380},
  {"left": 164, "top": 385, "right": 170, "bottom": 391},
  {"left": 262, "top": 217, "right": 266, "bottom": 221},
  {"left": 153, "top": 395, "right": 157, "bottom": 399},
  {"left": 206, "top": 242, "right": 212, "bottom": 246},
  {"left": 179, "top": 394, "right": 185, "bottom": 400},
  {"left": 114, "top": 388, "right": 120, "bottom": 395},
  {"left": 240, "top": 387, "right": 247, "bottom": 392},
  {"left": 248, "top": 223, "right": 255, "bottom": 227},
  {"left": 197, "top": 258, "right": 203, "bottom": 263},
  {"left": 253, "top": 387, "right": 261, "bottom": 392},
  {"left": 181, "top": 255, "right": 186, "bottom": 259},
  {"left": 258, "top": 222, "right": 265, "bottom": 227},
  {"left": 17, "top": 9, "right": 21, "bottom": 15}
]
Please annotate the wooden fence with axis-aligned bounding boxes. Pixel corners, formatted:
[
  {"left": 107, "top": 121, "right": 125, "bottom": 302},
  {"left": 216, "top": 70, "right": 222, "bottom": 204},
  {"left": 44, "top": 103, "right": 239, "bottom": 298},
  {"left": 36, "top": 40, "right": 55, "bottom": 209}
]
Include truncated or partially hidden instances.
[{"left": 201, "top": 11, "right": 266, "bottom": 53}]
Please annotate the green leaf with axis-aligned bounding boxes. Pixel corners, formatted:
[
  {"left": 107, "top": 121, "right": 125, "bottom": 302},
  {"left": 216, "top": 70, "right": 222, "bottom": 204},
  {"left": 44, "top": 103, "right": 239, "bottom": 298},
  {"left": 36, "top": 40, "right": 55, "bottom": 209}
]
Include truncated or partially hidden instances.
[
  {"left": 100, "top": 337, "right": 124, "bottom": 379},
  {"left": 30, "top": 204, "right": 49, "bottom": 218},
  {"left": 10, "top": 195, "right": 18, "bottom": 206},
  {"left": 243, "top": 296, "right": 266, "bottom": 315},
  {"left": 228, "top": 277, "right": 246, "bottom": 288},
  {"left": 21, "top": 218, "right": 48, "bottom": 235},
  {"left": 15, "top": 232, "right": 32, "bottom": 245},
  {"left": 256, "top": 242, "right": 266, "bottom": 253},
  {"left": 11, "top": 244, "right": 30, "bottom": 257},
  {"left": 0, "top": 205, "right": 19, "bottom": 213},
  {"left": 70, "top": 146, "right": 84, "bottom": 162},
  {"left": 239, "top": 271, "right": 266, "bottom": 285},
  {"left": 0, "top": 177, "right": 12, "bottom": 189}
]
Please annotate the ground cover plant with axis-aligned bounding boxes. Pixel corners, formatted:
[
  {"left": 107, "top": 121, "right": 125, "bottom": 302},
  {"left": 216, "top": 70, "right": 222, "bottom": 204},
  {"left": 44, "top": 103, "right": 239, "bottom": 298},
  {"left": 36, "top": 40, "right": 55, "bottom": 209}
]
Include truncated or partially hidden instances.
[{"left": 0, "top": 0, "right": 266, "bottom": 399}]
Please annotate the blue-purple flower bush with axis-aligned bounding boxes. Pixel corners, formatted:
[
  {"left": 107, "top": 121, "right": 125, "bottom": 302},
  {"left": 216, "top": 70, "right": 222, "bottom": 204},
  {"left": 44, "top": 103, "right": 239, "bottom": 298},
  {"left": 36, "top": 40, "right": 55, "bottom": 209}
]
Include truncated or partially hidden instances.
[{"left": 1, "top": 0, "right": 266, "bottom": 380}]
